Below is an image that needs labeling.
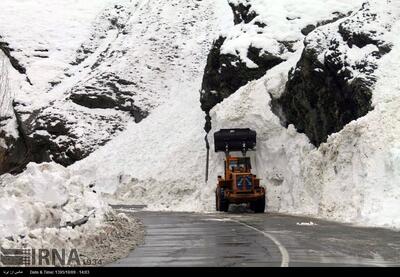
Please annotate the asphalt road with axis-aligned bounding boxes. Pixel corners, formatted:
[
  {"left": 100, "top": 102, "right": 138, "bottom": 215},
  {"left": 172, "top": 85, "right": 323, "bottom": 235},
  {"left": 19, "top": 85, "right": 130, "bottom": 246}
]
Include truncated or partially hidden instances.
[{"left": 110, "top": 205, "right": 400, "bottom": 267}]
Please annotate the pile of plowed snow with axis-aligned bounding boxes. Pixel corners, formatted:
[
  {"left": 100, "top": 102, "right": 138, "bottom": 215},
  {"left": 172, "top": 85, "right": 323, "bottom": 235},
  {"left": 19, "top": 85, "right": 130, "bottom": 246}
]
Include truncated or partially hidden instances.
[
  {"left": 0, "top": 162, "right": 108, "bottom": 242},
  {"left": 0, "top": 162, "right": 143, "bottom": 265}
]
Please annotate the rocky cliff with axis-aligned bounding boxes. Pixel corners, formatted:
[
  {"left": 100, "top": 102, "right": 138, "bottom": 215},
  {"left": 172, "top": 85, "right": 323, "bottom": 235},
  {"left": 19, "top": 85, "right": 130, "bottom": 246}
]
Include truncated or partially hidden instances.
[{"left": 272, "top": 2, "right": 393, "bottom": 146}]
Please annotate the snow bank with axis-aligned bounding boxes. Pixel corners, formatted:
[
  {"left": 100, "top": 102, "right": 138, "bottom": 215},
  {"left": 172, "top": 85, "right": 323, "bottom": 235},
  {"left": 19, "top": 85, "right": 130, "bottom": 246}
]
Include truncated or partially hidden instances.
[
  {"left": 0, "top": 163, "right": 110, "bottom": 237},
  {"left": 304, "top": 13, "right": 400, "bottom": 227},
  {"left": 203, "top": 67, "right": 315, "bottom": 215},
  {"left": 0, "top": 163, "right": 144, "bottom": 266},
  {"left": 0, "top": 162, "right": 115, "bottom": 255}
]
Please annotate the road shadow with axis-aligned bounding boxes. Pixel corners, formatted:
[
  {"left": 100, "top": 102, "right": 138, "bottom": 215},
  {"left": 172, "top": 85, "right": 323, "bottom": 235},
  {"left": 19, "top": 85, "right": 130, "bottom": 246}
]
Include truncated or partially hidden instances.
[{"left": 228, "top": 204, "right": 254, "bottom": 214}]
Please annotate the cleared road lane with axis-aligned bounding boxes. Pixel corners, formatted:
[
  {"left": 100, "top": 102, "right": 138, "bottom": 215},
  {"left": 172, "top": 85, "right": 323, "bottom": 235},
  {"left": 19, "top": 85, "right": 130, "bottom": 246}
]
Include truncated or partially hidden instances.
[{"left": 110, "top": 207, "right": 400, "bottom": 267}]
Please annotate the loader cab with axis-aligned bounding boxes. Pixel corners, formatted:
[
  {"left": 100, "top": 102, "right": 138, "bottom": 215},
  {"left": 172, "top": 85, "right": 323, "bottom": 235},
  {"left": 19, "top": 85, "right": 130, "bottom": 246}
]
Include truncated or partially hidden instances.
[{"left": 225, "top": 156, "right": 252, "bottom": 178}]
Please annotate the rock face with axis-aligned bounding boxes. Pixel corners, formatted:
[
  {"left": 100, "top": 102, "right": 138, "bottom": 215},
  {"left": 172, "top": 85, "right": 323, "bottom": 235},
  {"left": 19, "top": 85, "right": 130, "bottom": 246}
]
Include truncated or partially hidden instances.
[
  {"left": 199, "top": 0, "right": 357, "bottom": 133},
  {"left": 300, "top": 11, "right": 349, "bottom": 36},
  {"left": 272, "top": 3, "right": 393, "bottom": 146},
  {"left": 200, "top": 2, "right": 287, "bottom": 131},
  {"left": 0, "top": 129, "right": 28, "bottom": 174},
  {"left": 1, "top": 0, "right": 212, "bottom": 173},
  {"left": 200, "top": 36, "right": 284, "bottom": 115},
  {"left": 229, "top": 2, "right": 257, "bottom": 25},
  {"left": 0, "top": 51, "right": 27, "bottom": 174},
  {"left": 69, "top": 73, "right": 149, "bottom": 122},
  {"left": 13, "top": 109, "right": 126, "bottom": 167},
  {"left": 0, "top": 4, "right": 146, "bottom": 172},
  {"left": 0, "top": 37, "right": 32, "bottom": 85}
]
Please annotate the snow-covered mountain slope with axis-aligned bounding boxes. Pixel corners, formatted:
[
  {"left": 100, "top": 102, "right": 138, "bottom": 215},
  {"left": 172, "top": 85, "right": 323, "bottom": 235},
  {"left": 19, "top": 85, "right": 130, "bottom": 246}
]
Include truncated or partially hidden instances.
[
  {"left": 68, "top": 0, "right": 364, "bottom": 212},
  {"left": 1, "top": 0, "right": 400, "bottom": 239},
  {"left": 2, "top": 0, "right": 216, "bottom": 171},
  {"left": 69, "top": 0, "right": 232, "bottom": 211},
  {"left": 0, "top": 0, "right": 136, "bottom": 172}
]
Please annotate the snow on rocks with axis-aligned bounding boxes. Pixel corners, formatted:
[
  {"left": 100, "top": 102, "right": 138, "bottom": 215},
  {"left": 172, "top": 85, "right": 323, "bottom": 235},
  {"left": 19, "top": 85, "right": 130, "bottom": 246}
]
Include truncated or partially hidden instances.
[
  {"left": 0, "top": 0, "right": 125, "bottom": 91},
  {"left": 0, "top": 51, "right": 29, "bottom": 174},
  {"left": 0, "top": 0, "right": 231, "bottom": 170},
  {"left": 0, "top": 0, "right": 139, "bottom": 171},
  {"left": 272, "top": 1, "right": 397, "bottom": 146},
  {"left": 222, "top": 0, "right": 364, "bottom": 63},
  {"left": 304, "top": 10, "right": 400, "bottom": 228},
  {"left": 200, "top": 0, "right": 364, "bottom": 128}
]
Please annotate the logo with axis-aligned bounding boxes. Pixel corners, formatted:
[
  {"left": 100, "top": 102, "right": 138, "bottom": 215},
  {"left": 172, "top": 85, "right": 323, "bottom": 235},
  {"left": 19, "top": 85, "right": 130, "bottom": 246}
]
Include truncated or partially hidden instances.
[
  {"left": 0, "top": 247, "right": 31, "bottom": 266},
  {"left": 0, "top": 247, "right": 88, "bottom": 266}
]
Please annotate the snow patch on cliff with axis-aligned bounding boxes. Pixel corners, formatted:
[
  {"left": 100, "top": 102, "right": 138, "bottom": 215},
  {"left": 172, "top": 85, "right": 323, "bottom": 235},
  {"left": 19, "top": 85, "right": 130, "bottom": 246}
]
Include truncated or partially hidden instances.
[{"left": 221, "top": 0, "right": 364, "bottom": 67}]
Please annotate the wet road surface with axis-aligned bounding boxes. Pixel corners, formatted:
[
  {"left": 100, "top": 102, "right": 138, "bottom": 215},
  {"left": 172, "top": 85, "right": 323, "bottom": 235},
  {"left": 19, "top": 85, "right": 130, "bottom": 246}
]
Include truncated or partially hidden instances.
[{"left": 110, "top": 205, "right": 400, "bottom": 267}]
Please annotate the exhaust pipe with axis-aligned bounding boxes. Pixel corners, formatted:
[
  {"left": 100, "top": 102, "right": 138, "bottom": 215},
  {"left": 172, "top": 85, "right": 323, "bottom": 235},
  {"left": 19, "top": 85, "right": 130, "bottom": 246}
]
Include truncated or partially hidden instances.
[{"left": 205, "top": 134, "right": 210, "bottom": 182}]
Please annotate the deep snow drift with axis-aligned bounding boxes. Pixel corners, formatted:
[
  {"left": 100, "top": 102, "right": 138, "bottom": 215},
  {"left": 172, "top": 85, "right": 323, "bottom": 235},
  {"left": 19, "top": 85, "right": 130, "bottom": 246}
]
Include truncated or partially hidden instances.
[
  {"left": 0, "top": 162, "right": 144, "bottom": 265},
  {"left": 0, "top": 0, "right": 400, "bottom": 242},
  {"left": 0, "top": 162, "right": 110, "bottom": 239}
]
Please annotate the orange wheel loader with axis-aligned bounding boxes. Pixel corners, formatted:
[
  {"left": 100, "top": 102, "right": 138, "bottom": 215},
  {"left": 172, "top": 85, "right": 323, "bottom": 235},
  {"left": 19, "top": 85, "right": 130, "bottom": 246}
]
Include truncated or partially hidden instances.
[{"left": 213, "top": 128, "right": 265, "bottom": 213}]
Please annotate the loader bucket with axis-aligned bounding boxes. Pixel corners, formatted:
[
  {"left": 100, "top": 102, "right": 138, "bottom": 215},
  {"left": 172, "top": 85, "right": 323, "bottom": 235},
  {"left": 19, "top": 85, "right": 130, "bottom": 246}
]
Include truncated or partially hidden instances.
[{"left": 214, "top": 128, "right": 256, "bottom": 153}]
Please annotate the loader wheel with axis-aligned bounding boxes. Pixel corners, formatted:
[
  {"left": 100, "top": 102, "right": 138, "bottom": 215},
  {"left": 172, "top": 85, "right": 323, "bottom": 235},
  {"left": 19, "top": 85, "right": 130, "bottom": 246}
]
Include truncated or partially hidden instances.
[
  {"left": 252, "top": 197, "right": 265, "bottom": 213},
  {"left": 216, "top": 188, "right": 229, "bottom": 212}
]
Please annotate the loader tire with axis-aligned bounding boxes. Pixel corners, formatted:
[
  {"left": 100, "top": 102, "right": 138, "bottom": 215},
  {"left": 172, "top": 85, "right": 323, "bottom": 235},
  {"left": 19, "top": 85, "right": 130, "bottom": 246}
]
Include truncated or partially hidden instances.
[
  {"left": 217, "top": 188, "right": 229, "bottom": 212},
  {"left": 253, "top": 197, "right": 265, "bottom": 213}
]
